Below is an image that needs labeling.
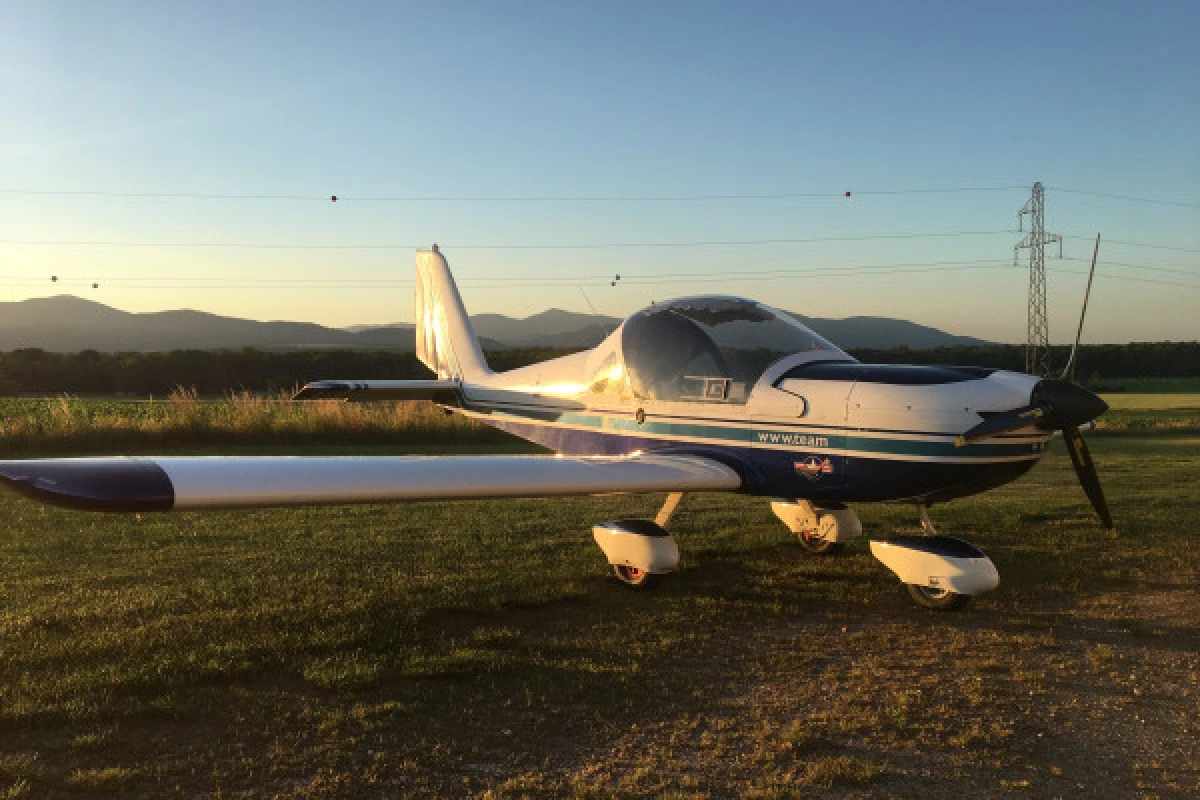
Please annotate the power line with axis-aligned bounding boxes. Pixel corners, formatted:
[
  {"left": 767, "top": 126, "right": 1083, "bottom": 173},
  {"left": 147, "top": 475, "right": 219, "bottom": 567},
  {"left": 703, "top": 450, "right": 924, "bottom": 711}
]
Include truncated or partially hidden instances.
[
  {"left": 5, "top": 230, "right": 1193, "bottom": 255},
  {"left": 0, "top": 190, "right": 319, "bottom": 201},
  {"left": 1060, "top": 256, "right": 1198, "bottom": 277},
  {"left": 16, "top": 261, "right": 1197, "bottom": 291},
  {"left": 2, "top": 264, "right": 1016, "bottom": 290},
  {"left": 0, "top": 185, "right": 1029, "bottom": 202},
  {"left": 1049, "top": 187, "right": 1200, "bottom": 210},
  {"left": 2, "top": 258, "right": 1012, "bottom": 286},
  {"left": 1048, "top": 265, "right": 1200, "bottom": 291},
  {"left": 1062, "top": 234, "right": 1200, "bottom": 255},
  {"left": 0, "top": 230, "right": 1018, "bottom": 251},
  {"left": 4, "top": 183, "right": 1197, "bottom": 209},
  {"left": 0, "top": 260, "right": 1014, "bottom": 288},
  {"left": 7, "top": 253, "right": 1192, "bottom": 287}
]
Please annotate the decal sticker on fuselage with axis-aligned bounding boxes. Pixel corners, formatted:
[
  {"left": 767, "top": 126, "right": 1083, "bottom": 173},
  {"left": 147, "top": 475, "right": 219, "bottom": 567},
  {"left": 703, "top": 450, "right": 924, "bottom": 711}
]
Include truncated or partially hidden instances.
[{"left": 794, "top": 455, "right": 834, "bottom": 480}]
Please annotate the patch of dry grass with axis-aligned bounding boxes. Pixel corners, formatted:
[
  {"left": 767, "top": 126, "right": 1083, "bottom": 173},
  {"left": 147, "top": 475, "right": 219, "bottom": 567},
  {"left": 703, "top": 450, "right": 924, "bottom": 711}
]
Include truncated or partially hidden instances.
[{"left": 0, "top": 393, "right": 505, "bottom": 453}]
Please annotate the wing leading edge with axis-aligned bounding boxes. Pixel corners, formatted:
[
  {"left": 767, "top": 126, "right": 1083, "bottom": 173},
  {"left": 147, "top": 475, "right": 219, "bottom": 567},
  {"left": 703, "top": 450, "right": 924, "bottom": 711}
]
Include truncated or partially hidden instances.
[{"left": 0, "top": 454, "right": 742, "bottom": 512}]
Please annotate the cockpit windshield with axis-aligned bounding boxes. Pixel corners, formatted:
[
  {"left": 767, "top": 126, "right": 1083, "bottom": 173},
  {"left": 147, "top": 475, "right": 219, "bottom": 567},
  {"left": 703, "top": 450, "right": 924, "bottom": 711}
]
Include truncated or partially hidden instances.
[{"left": 620, "top": 296, "right": 845, "bottom": 403}]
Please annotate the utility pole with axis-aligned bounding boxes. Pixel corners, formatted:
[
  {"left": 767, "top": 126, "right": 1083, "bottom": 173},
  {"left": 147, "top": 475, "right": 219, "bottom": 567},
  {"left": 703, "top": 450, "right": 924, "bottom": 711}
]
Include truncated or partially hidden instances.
[{"left": 1015, "top": 181, "right": 1061, "bottom": 376}]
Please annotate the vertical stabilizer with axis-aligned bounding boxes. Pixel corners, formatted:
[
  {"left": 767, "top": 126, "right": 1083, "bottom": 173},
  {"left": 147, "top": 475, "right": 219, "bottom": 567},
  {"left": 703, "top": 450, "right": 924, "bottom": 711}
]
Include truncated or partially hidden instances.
[{"left": 414, "top": 246, "right": 491, "bottom": 381}]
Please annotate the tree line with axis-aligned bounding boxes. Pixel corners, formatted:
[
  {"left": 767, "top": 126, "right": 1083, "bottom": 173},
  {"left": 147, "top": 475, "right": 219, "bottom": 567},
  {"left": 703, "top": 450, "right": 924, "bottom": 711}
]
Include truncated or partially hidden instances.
[
  {"left": 847, "top": 342, "right": 1200, "bottom": 382},
  {"left": 0, "top": 342, "right": 1194, "bottom": 396}
]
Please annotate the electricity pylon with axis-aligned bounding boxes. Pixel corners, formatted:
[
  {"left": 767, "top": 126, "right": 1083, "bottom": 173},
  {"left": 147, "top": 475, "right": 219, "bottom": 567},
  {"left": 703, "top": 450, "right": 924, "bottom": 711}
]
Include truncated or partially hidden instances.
[{"left": 1015, "top": 182, "right": 1061, "bottom": 376}]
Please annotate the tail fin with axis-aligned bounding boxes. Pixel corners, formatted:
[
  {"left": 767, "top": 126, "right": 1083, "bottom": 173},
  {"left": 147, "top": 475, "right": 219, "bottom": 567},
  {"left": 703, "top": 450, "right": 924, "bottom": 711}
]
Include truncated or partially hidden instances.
[{"left": 414, "top": 246, "right": 491, "bottom": 381}]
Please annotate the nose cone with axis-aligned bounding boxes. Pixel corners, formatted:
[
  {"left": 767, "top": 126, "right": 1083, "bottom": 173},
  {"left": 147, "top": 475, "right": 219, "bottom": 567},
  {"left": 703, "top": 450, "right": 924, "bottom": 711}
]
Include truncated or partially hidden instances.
[{"left": 1031, "top": 379, "right": 1109, "bottom": 429}]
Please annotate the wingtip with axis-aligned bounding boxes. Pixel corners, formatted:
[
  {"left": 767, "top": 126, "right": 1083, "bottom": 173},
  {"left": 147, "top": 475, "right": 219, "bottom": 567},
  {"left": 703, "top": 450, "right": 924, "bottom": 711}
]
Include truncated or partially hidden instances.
[{"left": 0, "top": 458, "right": 175, "bottom": 512}]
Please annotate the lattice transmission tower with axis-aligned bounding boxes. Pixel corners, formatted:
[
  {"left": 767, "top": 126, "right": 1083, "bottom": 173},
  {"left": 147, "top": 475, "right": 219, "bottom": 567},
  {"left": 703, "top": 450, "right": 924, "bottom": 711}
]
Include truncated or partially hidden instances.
[{"left": 1015, "top": 182, "right": 1062, "bottom": 376}]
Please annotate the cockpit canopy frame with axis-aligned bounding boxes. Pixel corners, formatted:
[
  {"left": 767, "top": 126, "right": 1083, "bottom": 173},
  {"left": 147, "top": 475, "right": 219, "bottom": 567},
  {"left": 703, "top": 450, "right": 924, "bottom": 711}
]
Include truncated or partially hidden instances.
[{"left": 586, "top": 296, "right": 849, "bottom": 404}]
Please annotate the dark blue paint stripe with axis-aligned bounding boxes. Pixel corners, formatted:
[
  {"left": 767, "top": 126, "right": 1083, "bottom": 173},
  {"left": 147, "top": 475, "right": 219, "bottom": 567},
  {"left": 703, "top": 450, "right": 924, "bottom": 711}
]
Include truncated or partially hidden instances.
[{"left": 0, "top": 458, "right": 175, "bottom": 512}]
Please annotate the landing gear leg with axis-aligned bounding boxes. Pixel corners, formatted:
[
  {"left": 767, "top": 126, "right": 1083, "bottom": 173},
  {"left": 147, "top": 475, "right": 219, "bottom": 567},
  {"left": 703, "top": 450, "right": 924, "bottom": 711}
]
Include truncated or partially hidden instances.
[
  {"left": 904, "top": 504, "right": 971, "bottom": 611},
  {"left": 917, "top": 504, "right": 937, "bottom": 536},
  {"left": 655, "top": 492, "right": 685, "bottom": 528}
]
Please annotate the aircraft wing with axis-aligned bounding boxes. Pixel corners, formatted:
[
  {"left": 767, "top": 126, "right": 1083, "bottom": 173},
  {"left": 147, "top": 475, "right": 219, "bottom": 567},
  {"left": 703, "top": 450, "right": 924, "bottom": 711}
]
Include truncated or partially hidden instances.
[
  {"left": 292, "top": 379, "right": 461, "bottom": 402},
  {"left": 0, "top": 454, "right": 742, "bottom": 512}
]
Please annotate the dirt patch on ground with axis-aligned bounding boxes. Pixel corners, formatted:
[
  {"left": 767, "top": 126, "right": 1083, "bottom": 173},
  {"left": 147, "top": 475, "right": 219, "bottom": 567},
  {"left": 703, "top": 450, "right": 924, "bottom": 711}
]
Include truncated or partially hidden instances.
[{"left": 464, "top": 581, "right": 1199, "bottom": 799}]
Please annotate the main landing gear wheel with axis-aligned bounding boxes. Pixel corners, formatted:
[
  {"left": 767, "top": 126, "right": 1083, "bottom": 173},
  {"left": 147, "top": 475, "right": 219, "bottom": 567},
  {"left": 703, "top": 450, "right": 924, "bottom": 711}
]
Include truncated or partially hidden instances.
[
  {"left": 612, "top": 564, "right": 664, "bottom": 590},
  {"left": 905, "top": 583, "right": 971, "bottom": 612},
  {"left": 795, "top": 529, "right": 845, "bottom": 556}
]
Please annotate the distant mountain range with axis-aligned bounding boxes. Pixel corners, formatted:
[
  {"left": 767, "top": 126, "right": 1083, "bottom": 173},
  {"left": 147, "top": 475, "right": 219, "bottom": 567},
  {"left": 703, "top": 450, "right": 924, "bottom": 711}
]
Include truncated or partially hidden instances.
[{"left": 0, "top": 295, "right": 989, "bottom": 353}]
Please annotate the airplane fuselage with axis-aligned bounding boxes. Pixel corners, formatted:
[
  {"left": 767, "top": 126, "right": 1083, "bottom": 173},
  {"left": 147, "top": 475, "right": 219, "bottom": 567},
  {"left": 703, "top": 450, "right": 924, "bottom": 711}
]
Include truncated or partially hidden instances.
[{"left": 452, "top": 359, "right": 1051, "bottom": 507}]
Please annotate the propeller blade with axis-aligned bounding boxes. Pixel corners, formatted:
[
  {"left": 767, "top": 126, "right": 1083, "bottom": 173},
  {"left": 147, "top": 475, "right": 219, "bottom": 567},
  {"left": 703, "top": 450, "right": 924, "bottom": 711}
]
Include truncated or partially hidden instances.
[
  {"left": 1062, "top": 233, "right": 1101, "bottom": 383},
  {"left": 1062, "top": 426, "right": 1115, "bottom": 533},
  {"left": 955, "top": 405, "right": 1044, "bottom": 446}
]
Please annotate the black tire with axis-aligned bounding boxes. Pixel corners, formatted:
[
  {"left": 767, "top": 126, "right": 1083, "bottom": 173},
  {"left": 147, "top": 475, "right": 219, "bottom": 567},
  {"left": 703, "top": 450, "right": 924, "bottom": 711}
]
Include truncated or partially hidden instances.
[
  {"left": 795, "top": 529, "right": 846, "bottom": 555},
  {"left": 613, "top": 564, "right": 664, "bottom": 590},
  {"left": 905, "top": 583, "right": 971, "bottom": 611}
]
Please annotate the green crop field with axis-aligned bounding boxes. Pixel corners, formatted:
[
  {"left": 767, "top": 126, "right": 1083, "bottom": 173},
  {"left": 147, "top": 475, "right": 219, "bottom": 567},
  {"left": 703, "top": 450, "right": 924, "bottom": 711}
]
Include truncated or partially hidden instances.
[
  {"left": 1100, "top": 393, "right": 1200, "bottom": 411},
  {"left": 0, "top": 408, "right": 1198, "bottom": 797},
  {"left": 1092, "top": 377, "right": 1200, "bottom": 394}
]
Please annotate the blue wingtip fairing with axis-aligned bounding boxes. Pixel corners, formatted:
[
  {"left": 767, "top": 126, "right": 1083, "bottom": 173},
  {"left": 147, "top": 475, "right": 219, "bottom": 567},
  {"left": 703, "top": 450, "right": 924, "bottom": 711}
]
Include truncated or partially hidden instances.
[{"left": 0, "top": 458, "right": 175, "bottom": 512}]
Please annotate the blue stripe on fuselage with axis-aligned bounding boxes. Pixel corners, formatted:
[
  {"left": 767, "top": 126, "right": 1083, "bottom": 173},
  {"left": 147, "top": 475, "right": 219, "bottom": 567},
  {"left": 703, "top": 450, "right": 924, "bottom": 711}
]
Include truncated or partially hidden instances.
[
  {"left": 467, "top": 404, "right": 1042, "bottom": 460},
  {"left": 461, "top": 403, "right": 1044, "bottom": 504}
]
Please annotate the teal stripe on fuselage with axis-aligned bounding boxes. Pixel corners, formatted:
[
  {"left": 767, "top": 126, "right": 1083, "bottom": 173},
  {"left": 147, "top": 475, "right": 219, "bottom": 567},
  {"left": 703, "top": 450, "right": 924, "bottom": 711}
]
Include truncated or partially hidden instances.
[{"left": 467, "top": 404, "right": 1043, "bottom": 460}]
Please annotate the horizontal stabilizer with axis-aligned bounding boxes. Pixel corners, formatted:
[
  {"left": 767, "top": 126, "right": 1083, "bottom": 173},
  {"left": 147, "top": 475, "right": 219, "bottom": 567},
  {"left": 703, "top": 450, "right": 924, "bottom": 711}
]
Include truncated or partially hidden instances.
[
  {"left": 0, "top": 454, "right": 742, "bottom": 512},
  {"left": 293, "top": 379, "right": 461, "bottom": 402}
]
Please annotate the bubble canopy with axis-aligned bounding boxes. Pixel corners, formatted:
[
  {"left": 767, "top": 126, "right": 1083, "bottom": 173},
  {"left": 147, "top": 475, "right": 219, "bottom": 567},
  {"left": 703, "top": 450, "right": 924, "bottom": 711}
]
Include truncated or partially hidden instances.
[{"left": 617, "top": 296, "right": 847, "bottom": 404}]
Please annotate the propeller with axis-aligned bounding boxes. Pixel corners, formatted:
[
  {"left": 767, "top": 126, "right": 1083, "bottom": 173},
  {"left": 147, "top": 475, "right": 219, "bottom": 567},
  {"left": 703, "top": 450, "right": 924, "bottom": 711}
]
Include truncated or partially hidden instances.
[
  {"left": 957, "top": 233, "right": 1114, "bottom": 532},
  {"left": 956, "top": 380, "right": 1113, "bottom": 531}
]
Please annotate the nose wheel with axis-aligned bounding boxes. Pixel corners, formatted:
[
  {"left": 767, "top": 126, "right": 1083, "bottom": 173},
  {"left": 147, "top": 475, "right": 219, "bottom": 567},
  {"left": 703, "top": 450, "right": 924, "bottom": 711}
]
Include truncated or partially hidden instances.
[
  {"left": 905, "top": 582, "right": 970, "bottom": 611},
  {"left": 904, "top": 506, "right": 971, "bottom": 610},
  {"left": 870, "top": 505, "right": 998, "bottom": 612},
  {"left": 612, "top": 564, "right": 664, "bottom": 589}
]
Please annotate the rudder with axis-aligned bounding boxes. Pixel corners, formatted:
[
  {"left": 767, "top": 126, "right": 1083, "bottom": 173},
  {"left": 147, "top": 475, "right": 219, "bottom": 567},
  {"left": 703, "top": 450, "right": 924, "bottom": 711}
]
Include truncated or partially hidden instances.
[{"left": 415, "top": 245, "right": 491, "bottom": 381}]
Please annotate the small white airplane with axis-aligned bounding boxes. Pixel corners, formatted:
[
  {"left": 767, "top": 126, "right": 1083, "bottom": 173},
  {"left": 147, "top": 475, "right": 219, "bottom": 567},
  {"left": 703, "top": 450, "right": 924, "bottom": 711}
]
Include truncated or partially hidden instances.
[{"left": 0, "top": 246, "right": 1112, "bottom": 611}]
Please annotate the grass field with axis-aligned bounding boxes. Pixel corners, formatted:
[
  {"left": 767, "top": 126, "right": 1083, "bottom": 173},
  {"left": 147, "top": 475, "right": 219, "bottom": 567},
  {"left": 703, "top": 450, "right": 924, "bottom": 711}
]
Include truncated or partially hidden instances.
[{"left": 1, "top": 427, "right": 1198, "bottom": 798}]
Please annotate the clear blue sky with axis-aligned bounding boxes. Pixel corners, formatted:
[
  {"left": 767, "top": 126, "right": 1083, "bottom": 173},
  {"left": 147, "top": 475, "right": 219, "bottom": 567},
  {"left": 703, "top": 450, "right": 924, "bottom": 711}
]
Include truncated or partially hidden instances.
[{"left": 2, "top": 0, "right": 1197, "bottom": 343}]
